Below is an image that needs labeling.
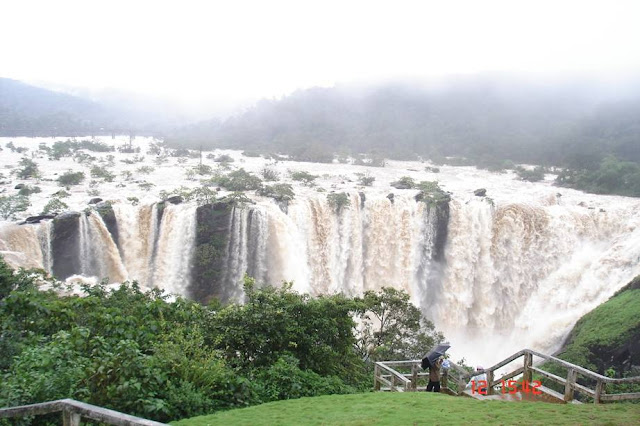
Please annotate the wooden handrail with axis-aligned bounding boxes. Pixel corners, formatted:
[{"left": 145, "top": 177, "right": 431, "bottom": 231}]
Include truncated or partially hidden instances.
[
  {"left": 375, "top": 348, "right": 640, "bottom": 404},
  {"left": 0, "top": 399, "right": 167, "bottom": 425}
]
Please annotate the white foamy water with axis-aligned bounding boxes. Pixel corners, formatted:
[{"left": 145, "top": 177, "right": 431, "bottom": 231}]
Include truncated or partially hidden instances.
[{"left": 1, "top": 136, "right": 639, "bottom": 366}]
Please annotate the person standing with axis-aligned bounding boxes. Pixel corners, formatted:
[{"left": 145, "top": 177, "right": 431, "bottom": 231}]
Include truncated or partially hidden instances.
[{"left": 426, "top": 358, "right": 443, "bottom": 392}]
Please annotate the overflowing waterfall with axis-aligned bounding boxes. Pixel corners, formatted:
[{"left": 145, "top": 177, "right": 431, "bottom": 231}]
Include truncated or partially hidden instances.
[
  {"left": 1, "top": 190, "right": 639, "bottom": 365},
  {"left": 111, "top": 203, "right": 160, "bottom": 287},
  {"left": 0, "top": 223, "right": 47, "bottom": 270},
  {"left": 151, "top": 203, "right": 197, "bottom": 295},
  {"left": 78, "top": 212, "right": 128, "bottom": 282}
]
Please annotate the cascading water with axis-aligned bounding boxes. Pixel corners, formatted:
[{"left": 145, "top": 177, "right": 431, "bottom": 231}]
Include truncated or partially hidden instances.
[
  {"left": 77, "top": 212, "right": 127, "bottom": 283},
  {"left": 151, "top": 203, "right": 197, "bottom": 295},
  {"left": 1, "top": 187, "right": 639, "bottom": 366},
  {"left": 0, "top": 223, "right": 47, "bottom": 270},
  {"left": 111, "top": 203, "right": 159, "bottom": 287}
]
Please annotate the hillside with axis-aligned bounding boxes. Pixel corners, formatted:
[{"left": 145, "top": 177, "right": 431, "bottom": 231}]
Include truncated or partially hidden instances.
[
  {"left": 166, "top": 75, "right": 640, "bottom": 170},
  {"left": 172, "top": 392, "right": 640, "bottom": 425},
  {"left": 555, "top": 275, "right": 640, "bottom": 375},
  {"left": 0, "top": 78, "right": 187, "bottom": 136},
  {"left": 0, "top": 78, "right": 117, "bottom": 136}
]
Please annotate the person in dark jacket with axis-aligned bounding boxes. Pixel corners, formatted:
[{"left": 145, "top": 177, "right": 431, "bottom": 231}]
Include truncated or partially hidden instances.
[{"left": 426, "top": 358, "right": 442, "bottom": 392}]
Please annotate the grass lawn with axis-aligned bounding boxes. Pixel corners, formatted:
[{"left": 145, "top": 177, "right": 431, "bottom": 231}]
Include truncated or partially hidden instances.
[{"left": 172, "top": 392, "right": 640, "bottom": 425}]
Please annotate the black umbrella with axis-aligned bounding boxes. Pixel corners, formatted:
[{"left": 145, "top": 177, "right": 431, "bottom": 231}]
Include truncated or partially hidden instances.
[{"left": 421, "top": 344, "right": 450, "bottom": 370}]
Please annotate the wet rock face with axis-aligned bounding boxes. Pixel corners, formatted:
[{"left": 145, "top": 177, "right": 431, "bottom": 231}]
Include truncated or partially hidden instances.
[
  {"left": 95, "top": 203, "right": 119, "bottom": 248},
  {"left": 431, "top": 201, "right": 450, "bottom": 262},
  {"left": 167, "top": 195, "right": 183, "bottom": 205},
  {"left": 51, "top": 211, "right": 81, "bottom": 280},
  {"left": 88, "top": 197, "right": 103, "bottom": 205},
  {"left": 474, "top": 188, "right": 487, "bottom": 197},
  {"left": 188, "top": 201, "right": 233, "bottom": 304}
]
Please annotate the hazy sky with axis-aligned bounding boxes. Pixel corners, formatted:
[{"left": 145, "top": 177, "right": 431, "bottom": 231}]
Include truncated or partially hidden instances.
[{"left": 2, "top": 0, "right": 640, "bottom": 108}]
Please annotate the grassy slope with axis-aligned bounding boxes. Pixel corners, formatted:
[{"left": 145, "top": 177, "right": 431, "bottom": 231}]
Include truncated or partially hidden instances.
[
  {"left": 172, "top": 392, "right": 640, "bottom": 425},
  {"left": 558, "top": 276, "right": 640, "bottom": 371}
]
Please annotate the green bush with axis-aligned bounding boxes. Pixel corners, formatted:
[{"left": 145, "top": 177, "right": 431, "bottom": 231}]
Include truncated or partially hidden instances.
[
  {"left": 57, "top": 170, "right": 85, "bottom": 186},
  {"left": 0, "top": 195, "right": 30, "bottom": 220},
  {"left": 41, "top": 198, "right": 68, "bottom": 215},
  {"left": 90, "top": 165, "right": 116, "bottom": 182},
  {"left": 216, "top": 169, "right": 262, "bottom": 191},
  {"left": 15, "top": 158, "right": 40, "bottom": 179},
  {"left": 258, "top": 183, "right": 295, "bottom": 203},
  {"left": 516, "top": 165, "right": 545, "bottom": 182},
  {"left": 18, "top": 185, "right": 41, "bottom": 196},
  {"left": 327, "top": 192, "right": 351, "bottom": 212},
  {"left": 290, "top": 171, "right": 317, "bottom": 185}
]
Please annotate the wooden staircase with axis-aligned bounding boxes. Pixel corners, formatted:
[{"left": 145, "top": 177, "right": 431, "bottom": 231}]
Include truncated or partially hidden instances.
[{"left": 374, "top": 348, "right": 640, "bottom": 404}]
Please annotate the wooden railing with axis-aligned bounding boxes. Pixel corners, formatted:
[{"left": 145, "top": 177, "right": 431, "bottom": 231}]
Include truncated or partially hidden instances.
[
  {"left": 374, "top": 359, "right": 470, "bottom": 393},
  {"left": 0, "top": 399, "right": 167, "bottom": 425},
  {"left": 375, "top": 348, "right": 640, "bottom": 403}
]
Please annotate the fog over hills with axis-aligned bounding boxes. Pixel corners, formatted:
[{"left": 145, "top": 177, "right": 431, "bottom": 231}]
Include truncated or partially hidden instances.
[
  {"left": 167, "top": 73, "right": 640, "bottom": 169},
  {"left": 0, "top": 78, "right": 196, "bottom": 136}
]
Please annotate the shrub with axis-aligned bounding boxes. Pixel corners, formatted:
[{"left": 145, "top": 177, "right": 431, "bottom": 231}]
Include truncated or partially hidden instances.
[
  {"left": 414, "top": 181, "right": 451, "bottom": 207},
  {"left": 327, "top": 192, "right": 351, "bottom": 212},
  {"left": 356, "top": 172, "right": 375, "bottom": 186},
  {"left": 290, "top": 171, "right": 318, "bottom": 185},
  {"left": 214, "top": 154, "right": 234, "bottom": 163},
  {"left": 390, "top": 176, "right": 415, "bottom": 189},
  {"left": 90, "top": 165, "right": 116, "bottom": 182},
  {"left": 136, "top": 166, "right": 155, "bottom": 175},
  {"left": 516, "top": 166, "right": 545, "bottom": 182},
  {"left": 261, "top": 168, "right": 280, "bottom": 182},
  {"left": 0, "top": 195, "right": 30, "bottom": 220},
  {"left": 15, "top": 158, "right": 40, "bottom": 179},
  {"left": 192, "top": 164, "right": 213, "bottom": 175},
  {"left": 258, "top": 184, "right": 295, "bottom": 203},
  {"left": 18, "top": 185, "right": 41, "bottom": 196},
  {"left": 41, "top": 198, "right": 68, "bottom": 215},
  {"left": 216, "top": 169, "right": 262, "bottom": 191},
  {"left": 57, "top": 171, "right": 85, "bottom": 186}
]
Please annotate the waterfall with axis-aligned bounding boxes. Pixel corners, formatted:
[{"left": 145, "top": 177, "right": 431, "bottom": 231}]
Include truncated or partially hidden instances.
[
  {"left": 0, "top": 223, "right": 47, "bottom": 270},
  {"left": 151, "top": 203, "right": 197, "bottom": 295},
  {"left": 1, "top": 188, "right": 639, "bottom": 366},
  {"left": 77, "top": 212, "right": 127, "bottom": 283},
  {"left": 434, "top": 198, "right": 640, "bottom": 363},
  {"left": 111, "top": 203, "right": 159, "bottom": 287}
]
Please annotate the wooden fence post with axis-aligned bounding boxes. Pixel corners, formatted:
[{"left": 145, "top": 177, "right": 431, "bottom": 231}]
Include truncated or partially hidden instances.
[
  {"left": 594, "top": 380, "right": 605, "bottom": 404},
  {"left": 486, "top": 370, "right": 494, "bottom": 395},
  {"left": 523, "top": 351, "right": 533, "bottom": 384},
  {"left": 442, "top": 369, "right": 449, "bottom": 392},
  {"left": 411, "top": 363, "right": 418, "bottom": 391},
  {"left": 564, "top": 368, "right": 577, "bottom": 402},
  {"left": 62, "top": 410, "right": 80, "bottom": 426},
  {"left": 374, "top": 364, "right": 381, "bottom": 391}
]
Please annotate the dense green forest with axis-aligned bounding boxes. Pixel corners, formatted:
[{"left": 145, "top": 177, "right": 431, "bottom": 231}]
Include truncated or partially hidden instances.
[
  {"left": 0, "top": 257, "right": 442, "bottom": 423},
  {"left": 167, "top": 76, "right": 640, "bottom": 197}
]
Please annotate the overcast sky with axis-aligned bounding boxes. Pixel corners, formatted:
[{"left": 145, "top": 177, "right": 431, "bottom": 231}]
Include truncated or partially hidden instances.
[{"left": 2, "top": 0, "right": 640, "bottom": 110}]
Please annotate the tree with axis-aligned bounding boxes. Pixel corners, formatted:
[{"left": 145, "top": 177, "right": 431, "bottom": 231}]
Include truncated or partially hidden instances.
[
  {"left": 57, "top": 170, "right": 85, "bottom": 186},
  {"left": 356, "top": 172, "right": 375, "bottom": 186},
  {"left": 355, "top": 287, "right": 444, "bottom": 362},
  {"left": 15, "top": 158, "right": 40, "bottom": 179},
  {"left": 258, "top": 183, "right": 295, "bottom": 203},
  {"left": 390, "top": 176, "right": 415, "bottom": 189},
  {"left": 42, "top": 198, "right": 68, "bottom": 215},
  {"left": 0, "top": 195, "right": 30, "bottom": 220},
  {"left": 327, "top": 192, "right": 350, "bottom": 213},
  {"left": 290, "top": 171, "right": 318, "bottom": 186}
]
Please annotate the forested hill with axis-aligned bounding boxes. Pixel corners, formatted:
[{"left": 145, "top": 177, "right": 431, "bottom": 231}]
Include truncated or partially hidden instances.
[
  {"left": 0, "top": 78, "right": 181, "bottom": 136},
  {"left": 167, "top": 75, "right": 640, "bottom": 169},
  {"left": 0, "top": 78, "right": 116, "bottom": 136}
]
